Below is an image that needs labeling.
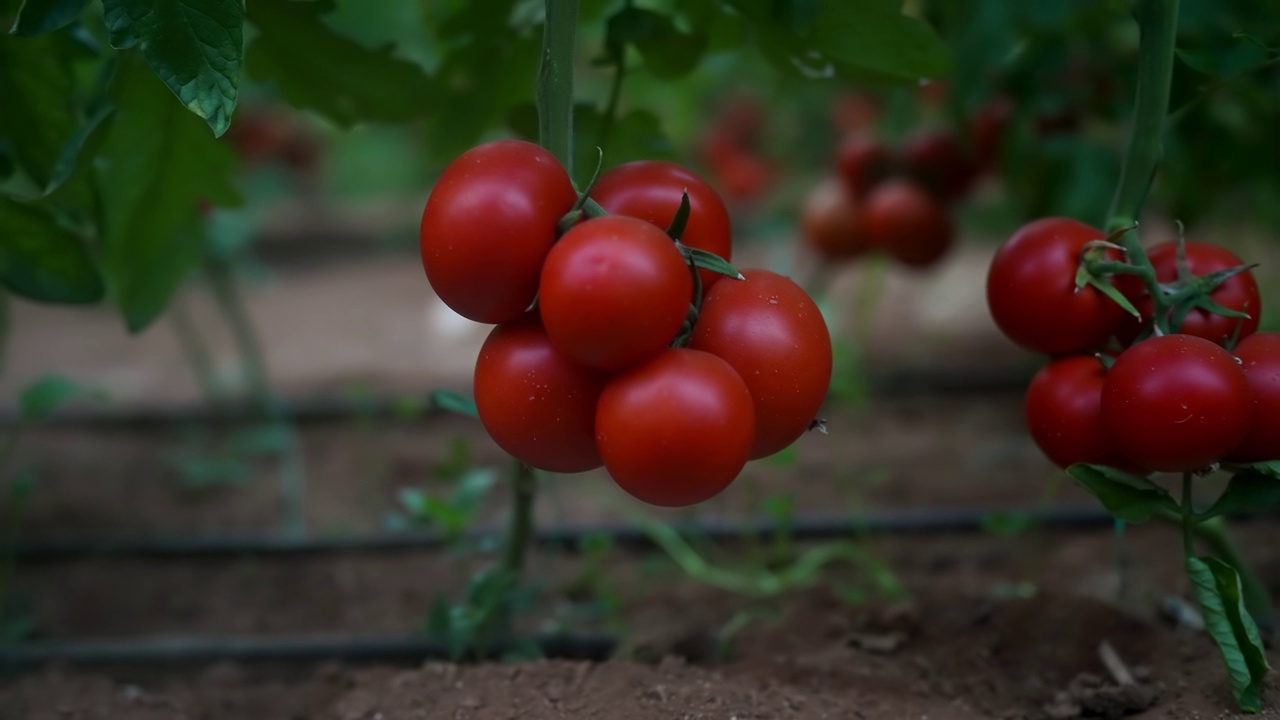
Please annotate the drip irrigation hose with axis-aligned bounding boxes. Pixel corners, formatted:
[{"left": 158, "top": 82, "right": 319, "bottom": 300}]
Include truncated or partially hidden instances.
[
  {"left": 9, "top": 505, "right": 1134, "bottom": 562},
  {"left": 0, "top": 366, "right": 1038, "bottom": 429},
  {"left": 0, "top": 632, "right": 617, "bottom": 670}
]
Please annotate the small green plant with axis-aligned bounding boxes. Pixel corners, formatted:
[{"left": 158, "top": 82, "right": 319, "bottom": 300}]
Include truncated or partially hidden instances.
[{"left": 394, "top": 468, "right": 498, "bottom": 542}]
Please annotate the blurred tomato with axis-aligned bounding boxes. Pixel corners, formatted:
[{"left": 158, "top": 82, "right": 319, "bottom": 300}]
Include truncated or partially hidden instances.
[{"left": 801, "top": 177, "right": 864, "bottom": 260}]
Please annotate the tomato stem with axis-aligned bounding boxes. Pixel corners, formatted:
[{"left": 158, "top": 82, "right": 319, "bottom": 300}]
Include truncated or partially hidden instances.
[
  {"left": 1106, "top": 0, "right": 1180, "bottom": 231},
  {"left": 500, "top": 460, "right": 538, "bottom": 581},
  {"left": 1180, "top": 472, "right": 1194, "bottom": 559},
  {"left": 537, "top": 0, "right": 579, "bottom": 175}
]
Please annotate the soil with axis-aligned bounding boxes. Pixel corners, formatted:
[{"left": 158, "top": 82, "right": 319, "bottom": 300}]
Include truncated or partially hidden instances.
[{"left": 4, "top": 240, "right": 1280, "bottom": 719}]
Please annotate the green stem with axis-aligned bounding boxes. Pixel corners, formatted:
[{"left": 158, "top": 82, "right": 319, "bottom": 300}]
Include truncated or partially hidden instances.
[
  {"left": 204, "top": 260, "right": 307, "bottom": 537},
  {"left": 1180, "top": 472, "right": 1194, "bottom": 558},
  {"left": 1194, "top": 516, "right": 1275, "bottom": 635},
  {"left": 169, "top": 296, "right": 222, "bottom": 406},
  {"left": 537, "top": 0, "right": 579, "bottom": 175},
  {"left": 1106, "top": 0, "right": 1180, "bottom": 231},
  {"left": 501, "top": 461, "right": 537, "bottom": 580}
]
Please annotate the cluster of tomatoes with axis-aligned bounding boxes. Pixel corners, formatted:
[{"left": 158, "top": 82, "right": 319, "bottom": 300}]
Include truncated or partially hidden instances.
[
  {"left": 695, "top": 95, "right": 775, "bottom": 207},
  {"left": 987, "top": 217, "right": 1278, "bottom": 474},
  {"left": 419, "top": 141, "right": 832, "bottom": 507},
  {"left": 799, "top": 102, "right": 1002, "bottom": 269}
]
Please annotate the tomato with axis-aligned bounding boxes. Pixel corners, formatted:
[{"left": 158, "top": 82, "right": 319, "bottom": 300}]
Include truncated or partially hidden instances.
[
  {"left": 800, "top": 178, "right": 865, "bottom": 260},
  {"left": 858, "top": 178, "right": 953, "bottom": 268},
  {"left": 835, "top": 133, "right": 893, "bottom": 198},
  {"left": 986, "top": 217, "right": 1125, "bottom": 356},
  {"left": 419, "top": 140, "right": 577, "bottom": 324},
  {"left": 831, "top": 93, "right": 879, "bottom": 136},
  {"left": 901, "top": 129, "right": 976, "bottom": 202},
  {"left": 590, "top": 161, "right": 733, "bottom": 291},
  {"left": 1024, "top": 355, "right": 1135, "bottom": 470},
  {"left": 1102, "top": 334, "right": 1253, "bottom": 472},
  {"left": 712, "top": 150, "right": 772, "bottom": 205},
  {"left": 473, "top": 315, "right": 605, "bottom": 473},
  {"left": 971, "top": 96, "right": 1013, "bottom": 174},
  {"left": 538, "top": 215, "right": 692, "bottom": 372},
  {"left": 1117, "top": 241, "right": 1261, "bottom": 347},
  {"left": 1226, "top": 332, "right": 1280, "bottom": 463},
  {"left": 595, "top": 349, "right": 754, "bottom": 507},
  {"left": 691, "top": 270, "right": 832, "bottom": 459}
]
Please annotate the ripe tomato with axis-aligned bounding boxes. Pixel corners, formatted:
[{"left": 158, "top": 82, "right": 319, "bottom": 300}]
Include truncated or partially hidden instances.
[
  {"left": 835, "top": 133, "right": 893, "bottom": 198},
  {"left": 1226, "top": 332, "right": 1280, "bottom": 463},
  {"left": 595, "top": 349, "right": 754, "bottom": 507},
  {"left": 538, "top": 215, "right": 692, "bottom": 372},
  {"left": 711, "top": 150, "right": 772, "bottom": 205},
  {"left": 1117, "top": 241, "right": 1261, "bottom": 347},
  {"left": 1102, "top": 334, "right": 1253, "bottom": 472},
  {"left": 901, "top": 129, "right": 976, "bottom": 202},
  {"left": 858, "top": 178, "right": 952, "bottom": 268},
  {"left": 1024, "top": 355, "right": 1135, "bottom": 471},
  {"left": 800, "top": 178, "right": 865, "bottom": 260},
  {"left": 473, "top": 314, "right": 605, "bottom": 473},
  {"left": 589, "top": 160, "right": 733, "bottom": 291},
  {"left": 420, "top": 140, "right": 577, "bottom": 324},
  {"left": 986, "top": 217, "right": 1125, "bottom": 356},
  {"left": 691, "top": 270, "right": 832, "bottom": 459}
]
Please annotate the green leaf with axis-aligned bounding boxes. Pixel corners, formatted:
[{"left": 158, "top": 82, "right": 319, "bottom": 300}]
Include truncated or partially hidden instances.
[
  {"left": 44, "top": 104, "right": 113, "bottom": 197},
  {"left": 687, "top": 247, "right": 744, "bottom": 280},
  {"left": 452, "top": 467, "right": 497, "bottom": 516},
  {"left": 605, "top": 6, "right": 707, "bottom": 80},
  {"left": 246, "top": 0, "right": 432, "bottom": 128},
  {"left": 1200, "top": 469, "right": 1280, "bottom": 521},
  {"left": 10, "top": 0, "right": 90, "bottom": 35},
  {"left": 101, "top": 0, "right": 243, "bottom": 136},
  {"left": 0, "top": 32, "right": 76, "bottom": 188},
  {"left": 429, "top": 390, "right": 478, "bottom": 419},
  {"left": 1066, "top": 464, "right": 1178, "bottom": 523},
  {"left": 18, "top": 374, "right": 97, "bottom": 421},
  {"left": 774, "top": 0, "right": 821, "bottom": 33},
  {"left": 1186, "top": 556, "right": 1270, "bottom": 713},
  {"left": 0, "top": 197, "right": 103, "bottom": 303},
  {"left": 95, "top": 53, "right": 239, "bottom": 332}
]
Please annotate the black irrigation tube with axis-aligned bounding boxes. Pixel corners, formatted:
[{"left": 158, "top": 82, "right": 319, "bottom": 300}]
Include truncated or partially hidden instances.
[
  {"left": 0, "top": 633, "right": 618, "bottom": 670},
  {"left": 8, "top": 505, "right": 1126, "bottom": 562},
  {"left": 0, "top": 367, "right": 1038, "bottom": 429}
]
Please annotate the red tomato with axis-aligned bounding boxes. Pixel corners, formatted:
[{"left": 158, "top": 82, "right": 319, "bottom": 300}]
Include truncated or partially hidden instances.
[
  {"left": 986, "top": 217, "right": 1126, "bottom": 356},
  {"left": 835, "top": 133, "right": 894, "bottom": 198},
  {"left": 858, "top": 178, "right": 953, "bottom": 268},
  {"left": 800, "top": 177, "right": 865, "bottom": 260},
  {"left": 1227, "top": 332, "right": 1280, "bottom": 463},
  {"left": 712, "top": 150, "right": 772, "bottom": 205},
  {"left": 590, "top": 161, "right": 733, "bottom": 291},
  {"left": 1117, "top": 241, "right": 1261, "bottom": 347},
  {"left": 1024, "top": 355, "right": 1135, "bottom": 470},
  {"left": 473, "top": 315, "right": 605, "bottom": 473},
  {"left": 1102, "top": 334, "right": 1253, "bottom": 472},
  {"left": 831, "top": 93, "right": 879, "bottom": 136},
  {"left": 691, "top": 269, "right": 832, "bottom": 459},
  {"left": 419, "top": 140, "right": 577, "bottom": 324},
  {"left": 901, "top": 129, "right": 976, "bottom": 202},
  {"left": 595, "top": 349, "right": 754, "bottom": 507},
  {"left": 971, "top": 96, "right": 1014, "bottom": 175},
  {"left": 538, "top": 215, "right": 692, "bottom": 372}
]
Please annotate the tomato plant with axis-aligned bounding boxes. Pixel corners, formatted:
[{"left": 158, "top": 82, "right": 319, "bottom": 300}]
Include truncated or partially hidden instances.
[
  {"left": 691, "top": 270, "right": 832, "bottom": 459},
  {"left": 595, "top": 349, "right": 755, "bottom": 507},
  {"left": 859, "top": 178, "right": 952, "bottom": 269},
  {"left": 420, "top": 140, "right": 578, "bottom": 324},
  {"left": 1226, "top": 332, "right": 1280, "bottom": 463},
  {"left": 1024, "top": 355, "right": 1133, "bottom": 471}
]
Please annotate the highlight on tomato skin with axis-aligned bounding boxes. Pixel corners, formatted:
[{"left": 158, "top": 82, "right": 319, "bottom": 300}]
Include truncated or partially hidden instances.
[
  {"left": 595, "top": 349, "right": 755, "bottom": 508},
  {"left": 473, "top": 313, "right": 606, "bottom": 474},
  {"left": 419, "top": 140, "right": 577, "bottom": 325}
]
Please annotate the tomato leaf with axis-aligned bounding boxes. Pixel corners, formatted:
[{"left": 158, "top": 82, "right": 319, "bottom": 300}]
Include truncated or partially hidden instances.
[
  {"left": 1076, "top": 262, "right": 1141, "bottom": 319},
  {"left": 0, "top": 198, "right": 103, "bottom": 303},
  {"left": 604, "top": 6, "right": 707, "bottom": 80},
  {"left": 1199, "top": 468, "right": 1280, "bottom": 522},
  {"left": 246, "top": 0, "right": 432, "bottom": 128},
  {"left": 1186, "top": 556, "right": 1270, "bottom": 713},
  {"left": 429, "top": 390, "right": 479, "bottom": 419},
  {"left": 18, "top": 374, "right": 102, "bottom": 421},
  {"left": 665, "top": 192, "right": 692, "bottom": 242},
  {"left": 10, "top": 0, "right": 90, "bottom": 35},
  {"left": 773, "top": 0, "right": 822, "bottom": 34},
  {"left": 686, "top": 247, "right": 744, "bottom": 281},
  {"left": 101, "top": 0, "right": 243, "bottom": 137},
  {"left": 1066, "top": 464, "right": 1178, "bottom": 523},
  {"left": 95, "top": 53, "right": 239, "bottom": 332},
  {"left": 0, "top": 31, "right": 77, "bottom": 189},
  {"left": 43, "top": 104, "right": 113, "bottom": 198}
]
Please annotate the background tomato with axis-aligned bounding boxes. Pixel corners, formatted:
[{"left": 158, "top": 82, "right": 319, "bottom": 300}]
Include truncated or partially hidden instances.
[
  {"left": 1102, "top": 334, "right": 1253, "bottom": 472},
  {"left": 1117, "top": 241, "right": 1262, "bottom": 347},
  {"left": 858, "top": 178, "right": 953, "bottom": 268},
  {"left": 986, "top": 217, "right": 1125, "bottom": 356},
  {"left": 595, "top": 349, "right": 754, "bottom": 507},
  {"left": 800, "top": 178, "right": 865, "bottom": 260},
  {"left": 691, "top": 269, "right": 832, "bottom": 459},
  {"left": 901, "top": 129, "right": 976, "bottom": 202},
  {"left": 538, "top": 215, "right": 693, "bottom": 372},
  {"left": 473, "top": 314, "right": 605, "bottom": 473},
  {"left": 590, "top": 160, "right": 733, "bottom": 291},
  {"left": 1226, "top": 332, "right": 1280, "bottom": 463},
  {"left": 1024, "top": 355, "right": 1135, "bottom": 470},
  {"left": 835, "top": 134, "right": 894, "bottom": 198},
  {"left": 419, "top": 140, "right": 577, "bottom": 324}
]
